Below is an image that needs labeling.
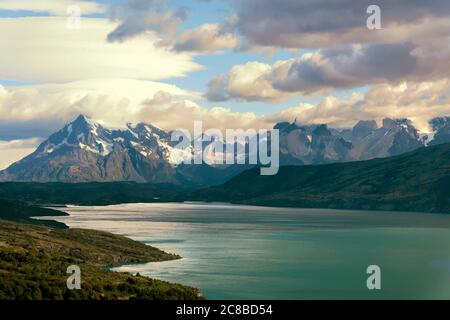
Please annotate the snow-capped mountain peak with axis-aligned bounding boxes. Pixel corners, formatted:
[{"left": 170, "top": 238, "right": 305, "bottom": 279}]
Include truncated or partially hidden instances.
[
  {"left": 2, "top": 114, "right": 450, "bottom": 185},
  {"left": 35, "top": 114, "right": 114, "bottom": 156}
]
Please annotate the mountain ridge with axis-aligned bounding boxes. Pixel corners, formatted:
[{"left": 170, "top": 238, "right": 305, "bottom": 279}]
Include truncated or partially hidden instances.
[
  {"left": 0, "top": 115, "right": 247, "bottom": 186},
  {"left": 1, "top": 114, "right": 450, "bottom": 185}
]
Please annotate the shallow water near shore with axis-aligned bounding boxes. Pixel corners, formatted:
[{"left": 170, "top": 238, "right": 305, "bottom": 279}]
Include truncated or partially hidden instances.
[{"left": 44, "top": 203, "right": 450, "bottom": 299}]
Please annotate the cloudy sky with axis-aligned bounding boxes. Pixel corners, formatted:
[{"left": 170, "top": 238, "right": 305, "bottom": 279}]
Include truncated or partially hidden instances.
[{"left": 1, "top": 0, "right": 450, "bottom": 168}]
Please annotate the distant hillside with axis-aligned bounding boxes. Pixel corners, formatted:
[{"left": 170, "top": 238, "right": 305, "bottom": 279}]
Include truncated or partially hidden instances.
[
  {"left": 192, "top": 143, "right": 450, "bottom": 213},
  {"left": 0, "top": 199, "right": 67, "bottom": 228},
  {"left": 0, "top": 182, "right": 182, "bottom": 206}
]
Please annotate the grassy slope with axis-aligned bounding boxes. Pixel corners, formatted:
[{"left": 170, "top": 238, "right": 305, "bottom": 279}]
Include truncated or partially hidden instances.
[
  {"left": 192, "top": 143, "right": 450, "bottom": 213},
  {"left": 0, "top": 201, "right": 202, "bottom": 300},
  {"left": 0, "top": 219, "right": 202, "bottom": 300}
]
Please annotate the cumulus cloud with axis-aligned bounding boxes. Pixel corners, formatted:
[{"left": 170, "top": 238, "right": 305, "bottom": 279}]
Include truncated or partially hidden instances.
[
  {"left": 0, "top": 17, "right": 201, "bottom": 83},
  {"left": 0, "top": 79, "right": 263, "bottom": 134},
  {"left": 108, "top": 0, "right": 450, "bottom": 55},
  {"left": 234, "top": 0, "right": 450, "bottom": 49},
  {"left": 173, "top": 23, "right": 239, "bottom": 53},
  {"left": 137, "top": 91, "right": 261, "bottom": 132},
  {"left": 107, "top": 0, "right": 239, "bottom": 53},
  {"left": 206, "top": 61, "right": 294, "bottom": 102},
  {"left": 0, "top": 79, "right": 200, "bottom": 138},
  {"left": 2, "top": 77, "right": 450, "bottom": 167},
  {"left": 267, "top": 80, "right": 450, "bottom": 132},
  {"left": 107, "top": 2, "right": 183, "bottom": 43},
  {"left": 0, "top": 0, "right": 105, "bottom": 15},
  {"left": 2, "top": 77, "right": 450, "bottom": 138},
  {"left": 206, "top": 41, "right": 450, "bottom": 102}
]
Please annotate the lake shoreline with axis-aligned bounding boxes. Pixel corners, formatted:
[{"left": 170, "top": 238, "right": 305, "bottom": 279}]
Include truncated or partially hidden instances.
[
  {"left": 41, "top": 202, "right": 450, "bottom": 299},
  {"left": 0, "top": 217, "right": 204, "bottom": 300},
  {"left": 35, "top": 204, "right": 206, "bottom": 298},
  {"left": 42, "top": 200, "right": 450, "bottom": 215}
]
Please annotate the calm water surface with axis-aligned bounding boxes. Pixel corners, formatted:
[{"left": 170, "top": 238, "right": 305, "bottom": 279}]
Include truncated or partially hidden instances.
[{"left": 45, "top": 203, "right": 450, "bottom": 299}]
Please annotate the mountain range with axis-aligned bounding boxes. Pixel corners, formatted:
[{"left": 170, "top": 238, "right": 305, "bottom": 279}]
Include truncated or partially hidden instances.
[
  {"left": 0, "top": 115, "right": 248, "bottom": 186},
  {"left": 1, "top": 114, "right": 450, "bottom": 185},
  {"left": 192, "top": 142, "right": 450, "bottom": 213}
]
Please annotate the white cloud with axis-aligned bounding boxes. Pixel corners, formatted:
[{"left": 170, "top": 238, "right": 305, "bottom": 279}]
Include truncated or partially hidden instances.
[
  {"left": 1, "top": 78, "right": 450, "bottom": 168},
  {"left": 0, "top": 17, "right": 201, "bottom": 83},
  {"left": 173, "top": 23, "right": 239, "bottom": 53},
  {"left": 0, "top": 0, "right": 105, "bottom": 15},
  {"left": 136, "top": 91, "right": 262, "bottom": 132},
  {"left": 1, "top": 80, "right": 449, "bottom": 169},
  {"left": 267, "top": 80, "right": 450, "bottom": 132},
  {"left": 206, "top": 61, "right": 294, "bottom": 102},
  {"left": 2, "top": 78, "right": 450, "bottom": 138},
  {"left": 0, "top": 78, "right": 200, "bottom": 129}
]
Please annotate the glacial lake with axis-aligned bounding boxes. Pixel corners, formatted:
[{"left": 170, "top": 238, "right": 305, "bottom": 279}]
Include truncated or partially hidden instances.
[{"left": 44, "top": 203, "right": 450, "bottom": 299}]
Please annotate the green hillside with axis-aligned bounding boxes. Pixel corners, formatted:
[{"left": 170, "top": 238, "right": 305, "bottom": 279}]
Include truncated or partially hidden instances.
[
  {"left": 0, "top": 199, "right": 67, "bottom": 228},
  {"left": 0, "top": 182, "right": 181, "bottom": 206},
  {"left": 0, "top": 200, "right": 202, "bottom": 300},
  {"left": 0, "top": 219, "right": 202, "bottom": 300},
  {"left": 192, "top": 143, "right": 450, "bottom": 213}
]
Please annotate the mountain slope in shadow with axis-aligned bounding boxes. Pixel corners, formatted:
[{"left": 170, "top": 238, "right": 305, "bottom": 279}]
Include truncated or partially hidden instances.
[{"left": 191, "top": 143, "right": 450, "bottom": 213}]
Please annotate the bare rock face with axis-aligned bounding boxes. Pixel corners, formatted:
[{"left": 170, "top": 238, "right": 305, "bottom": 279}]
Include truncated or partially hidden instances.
[
  {"left": 352, "top": 120, "right": 378, "bottom": 140},
  {"left": 276, "top": 118, "right": 429, "bottom": 165},
  {"left": 429, "top": 117, "right": 450, "bottom": 146},
  {"left": 277, "top": 122, "right": 354, "bottom": 165},
  {"left": 350, "top": 119, "right": 423, "bottom": 160}
]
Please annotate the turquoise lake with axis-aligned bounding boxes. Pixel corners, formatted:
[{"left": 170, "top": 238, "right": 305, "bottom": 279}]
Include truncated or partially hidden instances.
[{"left": 47, "top": 203, "right": 450, "bottom": 299}]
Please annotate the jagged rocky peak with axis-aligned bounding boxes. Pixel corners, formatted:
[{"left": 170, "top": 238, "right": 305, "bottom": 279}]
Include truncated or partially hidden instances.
[
  {"left": 34, "top": 114, "right": 114, "bottom": 156},
  {"left": 70, "top": 114, "right": 109, "bottom": 138},
  {"left": 353, "top": 120, "right": 378, "bottom": 139},
  {"left": 72, "top": 114, "right": 95, "bottom": 128},
  {"left": 0, "top": 114, "right": 246, "bottom": 185},
  {"left": 127, "top": 122, "right": 168, "bottom": 139},
  {"left": 312, "top": 124, "right": 332, "bottom": 136},
  {"left": 429, "top": 116, "right": 450, "bottom": 146},
  {"left": 273, "top": 121, "right": 291, "bottom": 131},
  {"left": 431, "top": 116, "right": 450, "bottom": 129},
  {"left": 382, "top": 118, "right": 413, "bottom": 130},
  {"left": 4, "top": 114, "right": 450, "bottom": 184},
  {"left": 274, "top": 120, "right": 301, "bottom": 134},
  {"left": 383, "top": 118, "right": 420, "bottom": 139}
]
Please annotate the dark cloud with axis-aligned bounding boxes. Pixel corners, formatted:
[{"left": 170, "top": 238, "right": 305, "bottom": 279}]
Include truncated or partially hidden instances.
[
  {"left": 234, "top": 0, "right": 450, "bottom": 48},
  {"left": 205, "top": 75, "right": 230, "bottom": 102},
  {"left": 107, "top": 0, "right": 183, "bottom": 43},
  {"left": 274, "top": 43, "right": 418, "bottom": 93},
  {"left": 107, "top": 0, "right": 237, "bottom": 53},
  {"left": 206, "top": 41, "right": 450, "bottom": 102}
]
